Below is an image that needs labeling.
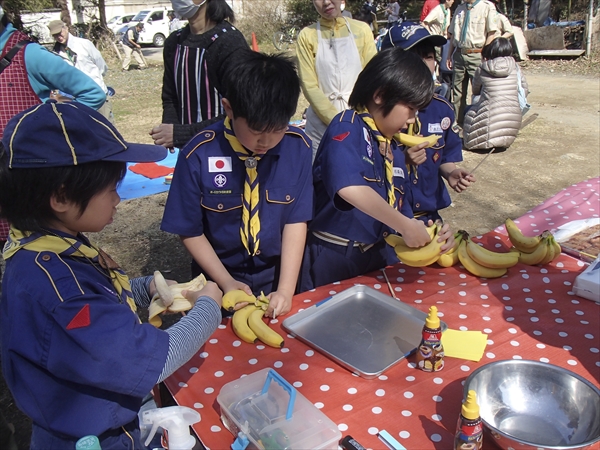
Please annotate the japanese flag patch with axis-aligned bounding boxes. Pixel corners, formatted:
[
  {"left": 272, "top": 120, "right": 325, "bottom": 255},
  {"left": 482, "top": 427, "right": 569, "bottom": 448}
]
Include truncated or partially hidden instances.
[{"left": 208, "top": 156, "right": 232, "bottom": 173}]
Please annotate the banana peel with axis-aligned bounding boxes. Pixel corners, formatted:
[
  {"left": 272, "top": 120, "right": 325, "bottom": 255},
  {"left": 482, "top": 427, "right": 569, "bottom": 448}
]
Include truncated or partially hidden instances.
[{"left": 149, "top": 272, "right": 207, "bottom": 327}]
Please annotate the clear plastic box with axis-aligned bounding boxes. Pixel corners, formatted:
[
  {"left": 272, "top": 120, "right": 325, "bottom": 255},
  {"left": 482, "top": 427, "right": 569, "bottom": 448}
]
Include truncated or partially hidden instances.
[{"left": 217, "top": 368, "right": 342, "bottom": 450}]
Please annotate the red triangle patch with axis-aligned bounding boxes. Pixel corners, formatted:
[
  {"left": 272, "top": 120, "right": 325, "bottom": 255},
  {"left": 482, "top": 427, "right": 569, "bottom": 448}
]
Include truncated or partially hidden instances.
[
  {"left": 66, "top": 304, "right": 91, "bottom": 330},
  {"left": 332, "top": 131, "right": 350, "bottom": 142}
]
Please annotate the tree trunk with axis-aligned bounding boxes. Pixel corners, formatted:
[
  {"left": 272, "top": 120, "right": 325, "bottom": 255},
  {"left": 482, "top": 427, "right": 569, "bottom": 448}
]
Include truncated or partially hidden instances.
[{"left": 97, "top": 0, "right": 107, "bottom": 28}]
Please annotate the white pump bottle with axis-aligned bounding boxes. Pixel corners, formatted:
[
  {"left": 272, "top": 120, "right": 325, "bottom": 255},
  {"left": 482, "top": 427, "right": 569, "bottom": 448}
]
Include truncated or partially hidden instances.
[{"left": 142, "top": 406, "right": 200, "bottom": 450}]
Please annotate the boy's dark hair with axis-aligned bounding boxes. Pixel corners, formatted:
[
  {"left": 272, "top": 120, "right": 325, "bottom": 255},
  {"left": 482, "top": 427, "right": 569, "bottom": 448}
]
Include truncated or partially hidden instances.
[
  {"left": 482, "top": 37, "right": 513, "bottom": 59},
  {"left": 0, "top": 148, "right": 126, "bottom": 233},
  {"left": 206, "top": 0, "right": 235, "bottom": 24},
  {"left": 349, "top": 48, "right": 434, "bottom": 116},
  {"left": 222, "top": 50, "right": 300, "bottom": 132}
]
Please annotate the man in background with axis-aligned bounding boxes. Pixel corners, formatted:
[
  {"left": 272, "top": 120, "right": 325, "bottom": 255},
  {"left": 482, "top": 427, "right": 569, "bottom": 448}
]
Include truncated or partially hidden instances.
[
  {"left": 48, "top": 19, "right": 113, "bottom": 122},
  {"left": 121, "top": 21, "right": 147, "bottom": 71}
]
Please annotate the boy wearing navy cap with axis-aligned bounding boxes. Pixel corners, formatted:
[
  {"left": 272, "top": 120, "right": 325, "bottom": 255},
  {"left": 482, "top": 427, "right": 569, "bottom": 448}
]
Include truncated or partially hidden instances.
[
  {"left": 381, "top": 22, "right": 475, "bottom": 223},
  {"left": 0, "top": 101, "right": 223, "bottom": 449},
  {"left": 161, "top": 50, "right": 312, "bottom": 319}
]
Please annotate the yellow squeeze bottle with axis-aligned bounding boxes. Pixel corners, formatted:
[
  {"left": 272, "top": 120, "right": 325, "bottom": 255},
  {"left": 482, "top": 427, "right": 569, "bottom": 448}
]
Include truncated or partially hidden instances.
[
  {"left": 454, "top": 390, "right": 483, "bottom": 450},
  {"left": 415, "top": 306, "right": 444, "bottom": 372}
]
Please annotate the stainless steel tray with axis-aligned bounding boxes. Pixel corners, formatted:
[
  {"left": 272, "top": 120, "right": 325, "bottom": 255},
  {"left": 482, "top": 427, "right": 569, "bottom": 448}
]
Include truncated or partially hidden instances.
[{"left": 282, "top": 285, "right": 447, "bottom": 379}]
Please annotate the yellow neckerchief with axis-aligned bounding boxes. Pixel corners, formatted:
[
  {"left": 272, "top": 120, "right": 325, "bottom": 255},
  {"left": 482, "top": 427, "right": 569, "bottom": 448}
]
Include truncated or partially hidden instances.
[
  {"left": 224, "top": 117, "right": 262, "bottom": 256},
  {"left": 3, "top": 227, "right": 136, "bottom": 312},
  {"left": 405, "top": 117, "right": 423, "bottom": 179},
  {"left": 357, "top": 109, "right": 396, "bottom": 208}
]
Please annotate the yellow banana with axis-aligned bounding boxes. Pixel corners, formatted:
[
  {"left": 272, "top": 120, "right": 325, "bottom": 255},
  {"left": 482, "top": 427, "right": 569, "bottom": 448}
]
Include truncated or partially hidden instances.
[
  {"left": 149, "top": 273, "right": 208, "bottom": 327},
  {"left": 247, "top": 308, "right": 285, "bottom": 348},
  {"left": 551, "top": 236, "right": 562, "bottom": 260},
  {"left": 385, "top": 224, "right": 437, "bottom": 248},
  {"left": 222, "top": 290, "right": 257, "bottom": 311},
  {"left": 394, "top": 224, "right": 444, "bottom": 267},
  {"left": 539, "top": 235, "right": 557, "bottom": 265},
  {"left": 232, "top": 304, "right": 259, "bottom": 344},
  {"left": 517, "top": 239, "right": 548, "bottom": 265},
  {"left": 465, "top": 238, "right": 519, "bottom": 269},
  {"left": 457, "top": 240, "right": 507, "bottom": 278},
  {"left": 398, "top": 133, "right": 441, "bottom": 148},
  {"left": 437, "top": 232, "right": 463, "bottom": 268},
  {"left": 505, "top": 218, "right": 542, "bottom": 252}
]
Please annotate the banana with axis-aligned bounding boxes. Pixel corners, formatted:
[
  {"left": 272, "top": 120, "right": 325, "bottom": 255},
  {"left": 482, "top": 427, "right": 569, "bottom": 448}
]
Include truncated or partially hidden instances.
[
  {"left": 385, "top": 224, "right": 437, "bottom": 248},
  {"left": 505, "top": 218, "right": 542, "bottom": 252},
  {"left": 222, "top": 290, "right": 257, "bottom": 311},
  {"left": 148, "top": 273, "right": 207, "bottom": 327},
  {"left": 437, "top": 232, "right": 463, "bottom": 268},
  {"left": 231, "top": 304, "right": 259, "bottom": 344},
  {"left": 539, "top": 235, "right": 557, "bottom": 265},
  {"left": 394, "top": 224, "right": 444, "bottom": 267},
  {"left": 517, "top": 238, "right": 548, "bottom": 265},
  {"left": 457, "top": 240, "right": 507, "bottom": 278},
  {"left": 247, "top": 308, "right": 285, "bottom": 348},
  {"left": 397, "top": 133, "right": 441, "bottom": 148},
  {"left": 550, "top": 236, "right": 562, "bottom": 260},
  {"left": 465, "top": 238, "right": 520, "bottom": 269}
]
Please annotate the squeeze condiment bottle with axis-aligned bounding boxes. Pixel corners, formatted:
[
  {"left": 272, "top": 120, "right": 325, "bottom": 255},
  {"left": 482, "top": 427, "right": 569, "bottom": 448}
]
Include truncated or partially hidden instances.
[
  {"left": 415, "top": 305, "right": 444, "bottom": 372},
  {"left": 454, "top": 390, "right": 483, "bottom": 450}
]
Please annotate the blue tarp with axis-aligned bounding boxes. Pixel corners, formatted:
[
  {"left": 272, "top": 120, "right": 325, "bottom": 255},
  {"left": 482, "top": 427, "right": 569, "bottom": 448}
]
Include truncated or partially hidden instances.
[{"left": 117, "top": 149, "right": 178, "bottom": 200}]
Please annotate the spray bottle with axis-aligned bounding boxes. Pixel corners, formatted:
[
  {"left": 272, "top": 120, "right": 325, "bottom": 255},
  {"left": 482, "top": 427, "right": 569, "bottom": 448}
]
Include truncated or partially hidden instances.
[
  {"left": 142, "top": 406, "right": 201, "bottom": 450},
  {"left": 454, "top": 390, "right": 483, "bottom": 450},
  {"left": 415, "top": 305, "right": 444, "bottom": 372}
]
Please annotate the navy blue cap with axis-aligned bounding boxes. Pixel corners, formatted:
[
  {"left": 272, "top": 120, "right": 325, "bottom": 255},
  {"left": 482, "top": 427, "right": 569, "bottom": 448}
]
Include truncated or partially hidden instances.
[
  {"left": 381, "top": 21, "right": 446, "bottom": 51},
  {"left": 2, "top": 101, "right": 167, "bottom": 169}
]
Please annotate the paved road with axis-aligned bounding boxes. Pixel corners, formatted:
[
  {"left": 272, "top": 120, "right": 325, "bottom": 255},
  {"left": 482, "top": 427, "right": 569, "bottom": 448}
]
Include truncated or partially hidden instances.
[{"left": 141, "top": 46, "right": 163, "bottom": 63}]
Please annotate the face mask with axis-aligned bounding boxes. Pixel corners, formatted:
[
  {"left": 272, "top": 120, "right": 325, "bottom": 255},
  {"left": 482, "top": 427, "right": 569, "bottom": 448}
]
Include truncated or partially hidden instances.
[{"left": 171, "top": 0, "right": 207, "bottom": 20}]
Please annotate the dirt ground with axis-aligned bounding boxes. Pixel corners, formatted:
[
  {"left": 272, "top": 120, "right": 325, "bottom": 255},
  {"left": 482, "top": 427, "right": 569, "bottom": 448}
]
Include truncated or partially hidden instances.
[{"left": 1, "top": 59, "right": 598, "bottom": 448}]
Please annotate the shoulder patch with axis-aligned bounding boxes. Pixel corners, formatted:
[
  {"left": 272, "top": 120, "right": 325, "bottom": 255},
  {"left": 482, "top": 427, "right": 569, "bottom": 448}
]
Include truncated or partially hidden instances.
[
  {"left": 186, "top": 130, "right": 216, "bottom": 159},
  {"left": 66, "top": 304, "right": 91, "bottom": 330},
  {"left": 285, "top": 126, "right": 311, "bottom": 148},
  {"left": 332, "top": 131, "right": 350, "bottom": 142}
]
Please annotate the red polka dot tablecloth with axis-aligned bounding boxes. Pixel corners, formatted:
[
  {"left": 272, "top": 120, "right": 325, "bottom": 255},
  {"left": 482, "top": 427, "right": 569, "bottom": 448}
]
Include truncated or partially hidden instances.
[{"left": 163, "top": 178, "right": 600, "bottom": 450}]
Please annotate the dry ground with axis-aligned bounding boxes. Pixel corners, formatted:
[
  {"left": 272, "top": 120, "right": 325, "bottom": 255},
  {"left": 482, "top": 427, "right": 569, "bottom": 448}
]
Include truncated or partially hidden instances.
[{"left": 1, "top": 51, "right": 599, "bottom": 449}]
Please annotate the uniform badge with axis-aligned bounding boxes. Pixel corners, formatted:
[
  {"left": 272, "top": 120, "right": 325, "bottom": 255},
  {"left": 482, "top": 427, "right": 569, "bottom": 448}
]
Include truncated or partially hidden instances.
[
  {"left": 244, "top": 157, "right": 257, "bottom": 169},
  {"left": 332, "top": 131, "right": 350, "bottom": 142},
  {"left": 432, "top": 151, "right": 440, "bottom": 163},
  {"left": 428, "top": 123, "right": 443, "bottom": 134},
  {"left": 393, "top": 167, "right": 404, "bottom": 178},
  {"left": 441, "top": 117, "right": 451, "bottom": 130},
  {"left": 213, "top": 173, "right": 227, "bottom": 188},
  {"left": 208, "top": 156, "right": 232, "bottom": 172},
  {"left": 66, "top": 304, "right": 91, "bottom": 330},
  {"left": 363, "top": 128, "right": 373, "bottom": 158}
]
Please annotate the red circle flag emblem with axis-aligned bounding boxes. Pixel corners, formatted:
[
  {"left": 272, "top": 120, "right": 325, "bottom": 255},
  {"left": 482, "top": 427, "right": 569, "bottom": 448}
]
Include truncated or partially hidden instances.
[{"left": 216, "top": 160, "right": 225, "bottom": 169}]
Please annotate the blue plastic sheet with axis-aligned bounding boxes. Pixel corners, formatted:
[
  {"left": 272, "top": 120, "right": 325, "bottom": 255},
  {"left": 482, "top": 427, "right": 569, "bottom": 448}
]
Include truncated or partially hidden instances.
[{"left": 117, "top": 149, "right": 178, "bottom": 200}]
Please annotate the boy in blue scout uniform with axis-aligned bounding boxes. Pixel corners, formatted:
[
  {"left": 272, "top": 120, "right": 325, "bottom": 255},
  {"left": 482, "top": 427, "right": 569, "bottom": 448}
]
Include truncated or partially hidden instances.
[
  {"left": 0, "top": 101, "right": 223, "bottom": 449},
  {"left": 381, "top": 22, "right": 475, "bottom": 223},
  {"left": 299, "top": 48, "right": 455, "bottom": 291},
  {"left": 161, "top": 50, "right": 312, "bottom": 319}
]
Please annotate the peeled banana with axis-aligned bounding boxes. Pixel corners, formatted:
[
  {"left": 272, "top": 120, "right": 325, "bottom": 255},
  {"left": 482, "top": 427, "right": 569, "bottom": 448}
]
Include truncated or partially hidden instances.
[
  {"left": 222, "top": 290, "right": 257, "bottom": 312},
  {"left": 505, "top": 218, "right": 542, "bottom": 252},
  {"left": 465, "top": 237, "right": 519, "bottom": 269},
  {"left": 457, "top": 239, "right": 508, "bottom": 278},
  {"left": 149, "top": 272, "right": 207, "bottom": 327},
  {"left": 397, "top": 133, "right": 441, "bottom": 148}
]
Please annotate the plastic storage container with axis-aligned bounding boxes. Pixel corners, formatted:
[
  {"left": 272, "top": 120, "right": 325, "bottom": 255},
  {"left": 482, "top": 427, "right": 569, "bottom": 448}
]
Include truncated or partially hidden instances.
[{"left": 217, "top": 368, "right": 341, "bottom": 450}]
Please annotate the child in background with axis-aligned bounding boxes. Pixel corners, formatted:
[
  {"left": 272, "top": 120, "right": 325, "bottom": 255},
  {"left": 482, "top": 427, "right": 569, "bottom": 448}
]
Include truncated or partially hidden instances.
[
  {"left": 0, "top": 101, "right": 223, "bottom": 449},
  {"left": 299, "top": 48, "right": 455, "bottom": 291},
  {"left": 381, "top": 22, "right": 474, "bottom": 223},
  {"left": 463, "top": 37, "right": 525, "bottom": 151},
  {"left": 161, "top": 50, "right": 312, "bottom": 319}
]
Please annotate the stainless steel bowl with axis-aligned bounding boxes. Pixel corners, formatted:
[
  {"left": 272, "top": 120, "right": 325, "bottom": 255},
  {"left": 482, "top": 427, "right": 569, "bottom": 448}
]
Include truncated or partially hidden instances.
[{"left": 464, "top": 360, "right": 600, "bottom": 450}]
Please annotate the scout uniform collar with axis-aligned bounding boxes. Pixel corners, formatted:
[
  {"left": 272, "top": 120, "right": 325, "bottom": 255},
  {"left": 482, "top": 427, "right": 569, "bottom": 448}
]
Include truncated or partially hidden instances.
[{"left": 3, "top": 227, "right": 137, "bottom": 312}]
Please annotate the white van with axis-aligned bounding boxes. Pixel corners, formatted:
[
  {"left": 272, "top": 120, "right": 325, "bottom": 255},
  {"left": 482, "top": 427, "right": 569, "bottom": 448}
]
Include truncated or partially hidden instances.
[{"left": 118, "top": 7, "right": 186, "bottom": 47}]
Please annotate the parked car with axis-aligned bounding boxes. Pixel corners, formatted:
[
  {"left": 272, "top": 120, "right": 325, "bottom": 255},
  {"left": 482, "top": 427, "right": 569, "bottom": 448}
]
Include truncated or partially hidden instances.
[
  {"left": 115, "top": 7, "right": 185, "bottom": 47},
  {"left": 107, "top": 14, "right": 135, "bottom": 34}
]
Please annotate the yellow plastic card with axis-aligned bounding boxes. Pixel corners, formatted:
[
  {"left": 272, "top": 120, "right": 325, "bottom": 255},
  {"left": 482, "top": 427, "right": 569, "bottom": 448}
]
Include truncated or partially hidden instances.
[{"left": 441, "top": 329, "right": 488, "bottom": 362}]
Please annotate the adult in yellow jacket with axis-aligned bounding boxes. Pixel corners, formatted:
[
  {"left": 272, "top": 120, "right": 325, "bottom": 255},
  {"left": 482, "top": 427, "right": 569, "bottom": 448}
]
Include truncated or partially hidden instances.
[{"left": 297, "top": 0, "right": 376, "bottom": 160}]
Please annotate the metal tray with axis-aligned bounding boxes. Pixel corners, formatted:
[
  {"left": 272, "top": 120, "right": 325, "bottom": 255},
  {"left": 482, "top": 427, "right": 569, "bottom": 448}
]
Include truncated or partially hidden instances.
[{"left": 282, "top": 285, "right": 447, "bottom": 379}]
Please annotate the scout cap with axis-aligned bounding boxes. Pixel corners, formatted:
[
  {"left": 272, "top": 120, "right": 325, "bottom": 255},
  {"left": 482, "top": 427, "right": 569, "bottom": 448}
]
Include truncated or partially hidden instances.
[
  {"left": 2, "top": 101, "right": 167, "bottom": 168},
  {"left": 47, "top": 19, "right": 65, "bottom": 35},
  {"left": 381, "top": 21, "right": 446, "bottom": 51}
]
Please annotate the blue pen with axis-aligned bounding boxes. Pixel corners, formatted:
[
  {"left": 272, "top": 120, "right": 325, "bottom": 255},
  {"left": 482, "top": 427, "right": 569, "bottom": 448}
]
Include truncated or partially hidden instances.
[{"left": 378, "top": 430, "right": 407, "bottom": 450}]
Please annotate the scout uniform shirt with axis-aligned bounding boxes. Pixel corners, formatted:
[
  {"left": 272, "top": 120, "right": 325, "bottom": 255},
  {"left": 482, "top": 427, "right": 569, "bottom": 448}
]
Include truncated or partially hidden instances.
[
  {"left": 404, "top": 94, "right": 463, "bottom": 221},
  {"left": 0, "top": 229, "right": 168, "bottom": 448},
  {"left": 449, "top": 0, "right": 498, "bottom": 52},
  {"left": 161, "top": 120, "right": 313, "bottom": 294}
]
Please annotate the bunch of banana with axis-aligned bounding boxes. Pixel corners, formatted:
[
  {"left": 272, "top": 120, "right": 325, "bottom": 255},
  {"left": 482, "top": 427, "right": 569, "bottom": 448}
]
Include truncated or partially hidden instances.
[
  {"left": 397, "top": 133, "right": 441, "bottom": 148},
  {"left": 437, "top": 232, "right": 463, "bottom": 267},
  {"left": 231, "top": 292, "right": 285, "bottom": 348},
  {"left": 456, "top": 234, "right": 509, "bottom": 279},
  {"left": 386, "top": 223, "right": 445, "bottom": 267},
  {"left": 149, "top": 271, "right": 207, "bottom": 327},
  {"left": 505, "top": 219, "right": 561, "bottom": 265}
]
